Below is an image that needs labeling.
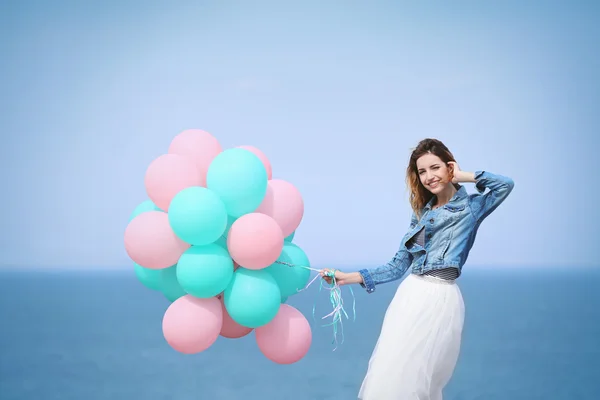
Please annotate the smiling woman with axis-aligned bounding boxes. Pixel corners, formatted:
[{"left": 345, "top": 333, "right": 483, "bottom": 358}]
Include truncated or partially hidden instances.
[
  {"left": 320, "top": 138, "right": 514, "bottom": 399},
  {"left": 409, "top": 141, "right": 477, "bottom": 281}
]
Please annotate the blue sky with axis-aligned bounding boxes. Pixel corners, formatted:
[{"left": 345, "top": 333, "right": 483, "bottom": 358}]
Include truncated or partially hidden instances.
[{"left": 1, "top": 1, "right": 598, "bottom": 269}]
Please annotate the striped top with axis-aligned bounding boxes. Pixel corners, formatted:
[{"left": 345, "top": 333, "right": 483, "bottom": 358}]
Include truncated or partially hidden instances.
[{"left": 410, "top": 228, "right": 459, "bottom": 281}]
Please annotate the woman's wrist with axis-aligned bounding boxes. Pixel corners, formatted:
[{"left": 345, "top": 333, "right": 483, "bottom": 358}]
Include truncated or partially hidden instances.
[
  {"left": 349, "top": 271, "right": 364, "bottom": 284},
  {"left": 456, "top": 171, "right": 476, "bottom": 183}
]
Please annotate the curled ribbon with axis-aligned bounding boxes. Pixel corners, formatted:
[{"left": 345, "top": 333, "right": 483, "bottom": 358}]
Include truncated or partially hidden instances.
[{"left": 274, "top": 261, "right": 356, "bottom": 350}]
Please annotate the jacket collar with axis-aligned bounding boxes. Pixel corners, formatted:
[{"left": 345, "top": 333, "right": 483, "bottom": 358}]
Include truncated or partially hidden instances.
[{"left": 424, "top": 184, "right": 467, "bottom": 211}]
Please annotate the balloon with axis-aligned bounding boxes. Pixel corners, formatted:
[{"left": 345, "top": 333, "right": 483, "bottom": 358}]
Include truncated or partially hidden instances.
[
  {"left": 206, "top": 148, "right": 268, "bottom": 218},
  {"left": 129, "top": 200, "right": 162, "bottom": 221},
  {"left": 281, "top": 296, "right": 288, "bottom": 303},
  {"left": 134, "top": 262, "right": 186, "bottom": 301},
  {"left": 144, "top": 154, "right": 202, "bottom": 211},
  {"left": 227, "top": 213, "right": 284, "bottom": 270},
  {"left": 284, "top": 231, "right": 295, "bottom": 242},
  {"left": 224, "top": 268, "right": 281, "bottom": 328},
  {"left": 162, "top": 295, "right": 222, "bottom": 354},
  {"left": 168, "top": 186, "right": 228, "bottom": 245},
  {"left": 264, "top": 242, "right": 311, "bottom": 298},
  {"left": 134, "top": 263, "right": 162, "bottom": 290},
  {"left": 176, "top": 244, "right": 234, "bottom": 298},
  {"left": 255, "top": 304, "right": 312, "bottom": 364},
  {"left": 124, "top": 211, "right": 190, "bottom": 269},
  {"left": 215, "top": 262, "right": 240, "bottom": 300},
  {"left": 237, "top": 145, "right": 272, "bottom": 180},
  {"left": 168, "top": 129, "right": 222, "bottom": 187},
  {"left": 255, "top": 179, "right": 304, "bottom": 237},
  {"left": 214, "top": 215, "right": 236, "bottom": 250},
  {"left": 159, "top": 265, "right": 187, "bottom": 302},
  {"left": 219, "top": 297, "right": 253, "bottom": 339}
]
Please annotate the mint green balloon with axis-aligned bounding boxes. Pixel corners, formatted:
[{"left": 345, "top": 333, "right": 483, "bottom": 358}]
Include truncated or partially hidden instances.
[
  {"left": 129, "top": 200, "right": 161, "bottom": 221},
  {"left": 264, "top": 242, "right": 311, "bottom": 298},
  {"left": 134, "top": 263, "right": 162, "bottom": 291},
  {"left": 176, "top": 244, "right": 234, "bottom": 298},
  {"left": 224, "top": 268, "right": 281, "bottom": 328},
  {"left": 168, "top": 187, "right": 228, "bottom": 245},
  {"left": 206, "top": 148, "right": 268, "bottom": 218},
  {"left": 214, "top": 215, "right": 237, "bottom": 249},
  {"left": 284, "top": 231, "right": 295, "bottom": 242},
  {"left": 159, "top": 266, "right": 187, "bottom": 302}
]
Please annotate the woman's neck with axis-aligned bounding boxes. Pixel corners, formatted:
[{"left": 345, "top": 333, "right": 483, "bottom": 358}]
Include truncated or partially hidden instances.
[{"left": 433, "top": 185, "right": 457, "bottom": 209}]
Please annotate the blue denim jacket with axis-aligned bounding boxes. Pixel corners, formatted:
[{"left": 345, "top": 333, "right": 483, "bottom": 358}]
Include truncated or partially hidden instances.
[{"left": 359, "top": 170, "right": 514, "bottom": 293}]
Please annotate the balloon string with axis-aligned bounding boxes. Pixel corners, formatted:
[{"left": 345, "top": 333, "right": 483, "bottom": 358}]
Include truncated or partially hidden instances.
[{"left": 274, "top": 261, "right": 356, "bottom": 350}]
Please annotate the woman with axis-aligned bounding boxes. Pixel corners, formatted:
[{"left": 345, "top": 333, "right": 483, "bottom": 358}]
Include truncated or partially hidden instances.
[{"left": 320, "top": 138, "right": 514, "bottom": 400}]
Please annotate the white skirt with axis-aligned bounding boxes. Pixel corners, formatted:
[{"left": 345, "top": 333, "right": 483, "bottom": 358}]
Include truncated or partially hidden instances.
[{"left": 358, "top": 273, "right": 465, "bottom": 400}]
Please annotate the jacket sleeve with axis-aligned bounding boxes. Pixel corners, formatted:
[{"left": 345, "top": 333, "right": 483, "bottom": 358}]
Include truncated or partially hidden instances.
[
  {"left": 357, "top": 213, "right": 418, "bottom": 294},
  {"left": 470, "top": 170, "right": 515, "bottom": 223}
]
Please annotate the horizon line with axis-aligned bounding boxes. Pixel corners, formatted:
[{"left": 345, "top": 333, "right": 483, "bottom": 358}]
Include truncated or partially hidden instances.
[{"left": 0, "top": 264, "right": 597, "bottom": 272}]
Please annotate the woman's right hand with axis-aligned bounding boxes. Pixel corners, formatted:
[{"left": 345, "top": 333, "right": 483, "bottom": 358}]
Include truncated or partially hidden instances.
[{"left": 319, "top": 269, "right": 358, "bottom": 286}]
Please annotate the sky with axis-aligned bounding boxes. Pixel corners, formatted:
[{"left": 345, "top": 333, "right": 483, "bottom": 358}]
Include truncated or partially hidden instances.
[{"left": 1, "top": 0, "right": 599, "bottom": 270}]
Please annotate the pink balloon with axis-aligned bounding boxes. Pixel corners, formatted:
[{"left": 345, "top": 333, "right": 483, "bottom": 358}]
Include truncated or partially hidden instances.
[
  {"left": 255, "top": 304, "right": 312, "bottom": 364},
  {"left": 219, "top": 297, "right": 253, "bottom": 339},
  {"left": 255, "top": 179, "right": 304, "bottom": 237},
  {"left": 227, "top": 213, "right": 284, "bottom": 270},
  {"left": 124, "top": 211, "right": 190, "bottom": 269},
  {"left": 169, "top": 129, "right": 223, "bottom": 186},
  {"left": 144, "top": 154, "right": 202, "bottom": 211},
  {"left": 237, "top": 145, "right": 272, "bottom": 180},
  {"left": 162, "top": 295, "right": 223, "bottom": 354}
]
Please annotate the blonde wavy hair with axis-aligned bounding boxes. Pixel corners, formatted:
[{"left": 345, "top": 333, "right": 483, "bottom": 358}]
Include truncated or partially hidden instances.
[{"left": 406, "top": 138, "right": 459, "bottom": 218}]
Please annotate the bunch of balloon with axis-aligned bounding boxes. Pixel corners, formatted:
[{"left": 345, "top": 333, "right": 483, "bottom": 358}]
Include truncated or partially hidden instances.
[{"left": 124, "top": 129, "right": 313, "bottom": 364}]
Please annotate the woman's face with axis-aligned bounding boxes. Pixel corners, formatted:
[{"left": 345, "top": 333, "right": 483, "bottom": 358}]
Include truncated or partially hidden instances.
[{"left": 416, "top": 153, "right": 451, "bottom": 194}]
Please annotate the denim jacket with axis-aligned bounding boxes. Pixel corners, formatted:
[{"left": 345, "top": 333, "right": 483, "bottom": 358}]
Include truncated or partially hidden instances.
[{"left": 359, "top": 170, "right": 514, "bottom": 293}]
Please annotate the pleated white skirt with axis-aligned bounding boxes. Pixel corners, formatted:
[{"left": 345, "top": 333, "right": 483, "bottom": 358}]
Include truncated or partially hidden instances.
[{"left": 358, "top": 273, "right": 465, "bottom": 400}]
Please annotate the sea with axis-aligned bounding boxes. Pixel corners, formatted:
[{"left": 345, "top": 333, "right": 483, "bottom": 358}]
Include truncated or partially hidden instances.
[{"left": 1, "top": 266, "right": 598, "bottom": 400}]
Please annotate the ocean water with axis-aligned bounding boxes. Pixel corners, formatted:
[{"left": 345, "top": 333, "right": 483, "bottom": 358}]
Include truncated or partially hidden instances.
[{"left": 0, "top": 267, "right": 599, "bottom": 400}]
